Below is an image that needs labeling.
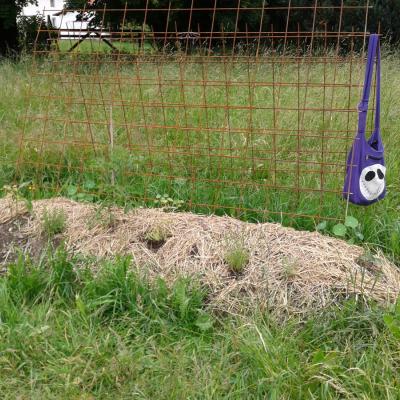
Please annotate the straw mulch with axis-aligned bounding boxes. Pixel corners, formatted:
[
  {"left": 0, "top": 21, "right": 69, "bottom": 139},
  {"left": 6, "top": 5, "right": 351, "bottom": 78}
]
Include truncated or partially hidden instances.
[{"left": 0, "top": 196, "right": 399, "bottom": 315}]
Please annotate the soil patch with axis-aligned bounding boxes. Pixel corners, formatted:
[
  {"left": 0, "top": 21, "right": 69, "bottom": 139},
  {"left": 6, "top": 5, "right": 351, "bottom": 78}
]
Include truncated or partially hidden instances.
[{"left": 0, "top": 213, "right": 48, "bottom": 266}]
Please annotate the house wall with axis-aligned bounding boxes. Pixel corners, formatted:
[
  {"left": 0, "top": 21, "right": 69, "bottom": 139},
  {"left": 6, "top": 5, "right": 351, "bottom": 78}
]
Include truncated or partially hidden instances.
[
  {"left": 22, "top": 0, "right": 64, "bottom": 18},
  {"left": 22, "top": 0, "right": 90, "bottom": 33}
]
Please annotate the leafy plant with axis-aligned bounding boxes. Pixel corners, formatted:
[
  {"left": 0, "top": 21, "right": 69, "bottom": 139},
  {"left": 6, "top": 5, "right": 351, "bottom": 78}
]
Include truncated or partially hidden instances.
[
  {"left": 154, "top": 194, "right": 184, "bottom": 212},
  {"left": 194, "top": 312, "right": 214, "bottom": 332},
  {"left": 383, "top": 301, "right": 400, "bottom": 339},
  {"left": 2, "top": 181, "right": 33, "bottom": 213},
  {"left": 41, "top": 208, "right": 67, "bottom": 238},
  {"left": 65, "top": 183, "right": 95, "bottom": 202},
  {"left": 317, "top": 216, "right": 364, "bottom": 244}
]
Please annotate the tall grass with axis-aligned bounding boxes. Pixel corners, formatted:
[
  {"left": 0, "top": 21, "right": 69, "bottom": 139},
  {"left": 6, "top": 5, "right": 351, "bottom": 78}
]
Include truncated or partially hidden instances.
[
  {"left": 0, "top": 53, "right": 399, "bottom": 262},
  {"left": 0, "top": 248, "right": 400, "bottom": 399}
]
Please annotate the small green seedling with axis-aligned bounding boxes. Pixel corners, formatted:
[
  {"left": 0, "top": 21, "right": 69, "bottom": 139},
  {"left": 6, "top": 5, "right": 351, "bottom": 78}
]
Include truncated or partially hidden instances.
[
  {"left": 144, "top": 224, "right": 171, "bottom": 250},
  {"left": 87, "top": 205, "right": 116, "bottom": 230},
  {"left": 223, "top": 243, "right": 250, "bottom": 274},
  {"left": 281, "top": 257, "right": 298, "bottom": 279},
  {"left": 42, "top": 208, "right": 67, "bottom": 238},
  {"left": 154, "top": 194, "right": 184, "bottom": 212}
]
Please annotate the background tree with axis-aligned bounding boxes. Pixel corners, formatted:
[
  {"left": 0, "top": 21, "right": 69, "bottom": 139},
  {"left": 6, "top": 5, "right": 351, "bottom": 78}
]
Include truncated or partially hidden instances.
[
  {"left": 65, "top": 0, "right": 400, "bottom": 48},
  {"left": 372, "top": 0, "right": 400, "bottom": 44},
  {"left": 66, "top": 0, "right": 271, "bottom": 40},
  {"left": 0, "top": 0, "right": 37, "bottom": 57}
]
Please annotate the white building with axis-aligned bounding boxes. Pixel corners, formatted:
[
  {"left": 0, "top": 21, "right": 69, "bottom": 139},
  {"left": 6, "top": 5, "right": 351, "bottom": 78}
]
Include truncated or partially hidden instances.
[{"left": 22, "top": 0, "right": 91, "bottom": 34}]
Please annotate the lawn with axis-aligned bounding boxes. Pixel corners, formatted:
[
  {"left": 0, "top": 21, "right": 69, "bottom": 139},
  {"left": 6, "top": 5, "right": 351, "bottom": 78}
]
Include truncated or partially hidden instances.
[
  {"left": 0, "top": 53, "right": 399, "bottom": 399},
  {"left": 0, "top": 248, "right": 400, "bottom": 399}
]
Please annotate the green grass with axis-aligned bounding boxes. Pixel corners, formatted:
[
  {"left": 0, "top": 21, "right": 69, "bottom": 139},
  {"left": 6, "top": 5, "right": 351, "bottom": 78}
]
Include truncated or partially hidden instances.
[
  {"left": 0, "top": 52, "right": 398, "bottom": 262},
  {"left": 1, "top": 52, "right": 400, "bottom": 398},
  {"left": 57, "top": 38, "right": 155, "bottom": 53},
  {"left": 41, "top": 207, "right": 67, "bottom": 238},
  {"left": 223, "top": 242, "right": 250, "bottom": 274},
  {"left": 1, "top": 247, "right": 400, "bottom": 399}
]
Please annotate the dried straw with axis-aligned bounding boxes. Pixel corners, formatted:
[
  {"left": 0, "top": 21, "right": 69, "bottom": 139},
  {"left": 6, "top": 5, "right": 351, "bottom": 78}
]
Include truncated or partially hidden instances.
[{"left": 1, "top": 197, "right": 399, "bottom": 315}]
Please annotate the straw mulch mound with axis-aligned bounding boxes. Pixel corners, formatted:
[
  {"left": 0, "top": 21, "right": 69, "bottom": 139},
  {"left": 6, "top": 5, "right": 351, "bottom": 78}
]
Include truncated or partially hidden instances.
[{"left": 0, "top": 196, "right": 399, "bottom": 315}]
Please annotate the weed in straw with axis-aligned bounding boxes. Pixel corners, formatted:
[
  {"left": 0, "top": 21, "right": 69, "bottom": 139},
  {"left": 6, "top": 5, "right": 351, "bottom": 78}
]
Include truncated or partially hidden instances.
[
  {"left": 41, "top": 208, "right": 66, "bottom": 238},
  {"left": 223, "top": 242, "right": 250, "bottom": 275}
]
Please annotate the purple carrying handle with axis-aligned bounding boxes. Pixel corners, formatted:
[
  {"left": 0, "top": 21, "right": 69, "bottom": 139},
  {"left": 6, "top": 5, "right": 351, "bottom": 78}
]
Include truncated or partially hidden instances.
[
  {"left": 357, "top": 34, "right": 381, "bottom": 148},
  {"left": 343, "top": 33, "right": 385, "bottom": 206}
]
